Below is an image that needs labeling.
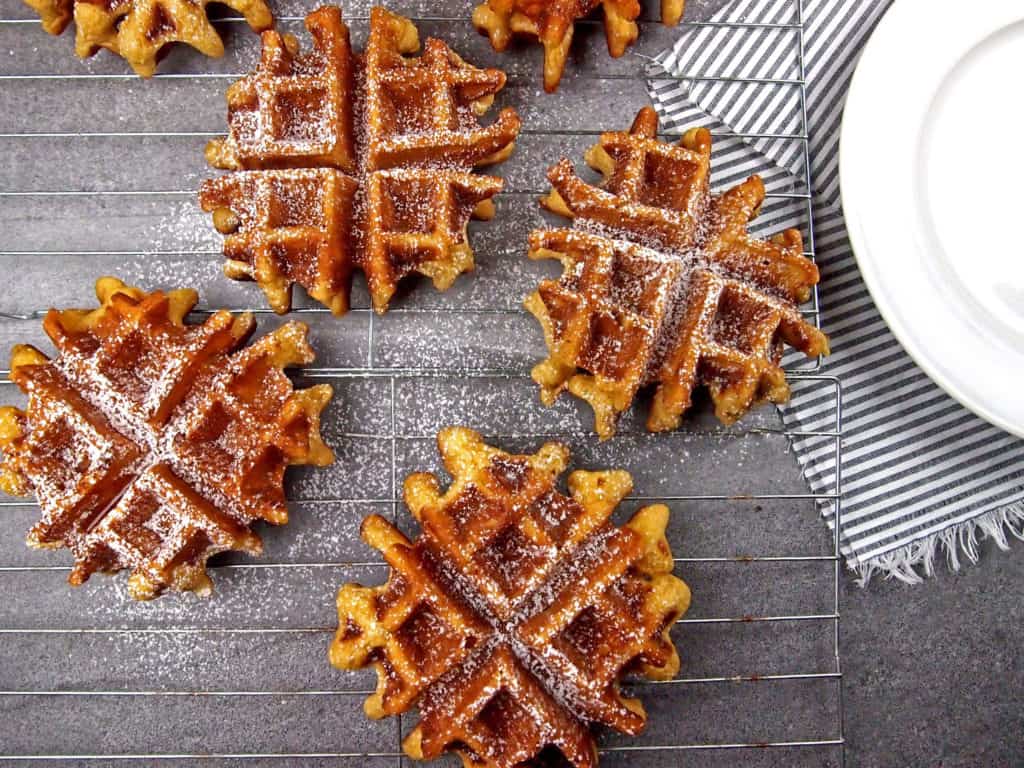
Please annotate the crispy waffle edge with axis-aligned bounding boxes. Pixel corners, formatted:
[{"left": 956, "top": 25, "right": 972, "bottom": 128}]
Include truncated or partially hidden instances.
[
  {"left": 472, "top": 0, "right": 687, "bottom": 92},
  {"left": 25, "top": 0, "right": 273, "bottom": 77}
]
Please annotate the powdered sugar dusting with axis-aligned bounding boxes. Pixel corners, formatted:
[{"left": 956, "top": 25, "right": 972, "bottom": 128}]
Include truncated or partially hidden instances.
[
  {"left": 9, "top": 288, "right": 330, "bottom": 599},
  {"left": 333, "top": 430, "right": 684, "bottom": 766},
  {"left": 199, "top": 6, "right": 520, "bottom": 313},
  {"left": 529, "top": 117, "right": 825, "bottom": 436}
]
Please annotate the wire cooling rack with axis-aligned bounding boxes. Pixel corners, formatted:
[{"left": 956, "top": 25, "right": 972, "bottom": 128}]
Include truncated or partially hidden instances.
[{"left": 0, "top": 0, "right": 844, "bottom": 765}]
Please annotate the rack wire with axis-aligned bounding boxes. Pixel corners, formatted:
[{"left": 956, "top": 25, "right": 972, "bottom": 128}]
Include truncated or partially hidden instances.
[{"left": 0, "top": 0, "right": 844, "bottom": 764}]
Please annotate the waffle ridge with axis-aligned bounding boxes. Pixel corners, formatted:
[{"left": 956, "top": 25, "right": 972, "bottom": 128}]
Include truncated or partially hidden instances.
[
  {"left": 0, "top": 277, "right": 334, "bottom": 600},
  {"left": 200, "top": 5, "right": 522, "bottom": 316},
  {"left": 331, "top": 426, "right": 690, "bottom": 768},
  {"left": 526, "top": 106, "right": 830, "bottom": 439},
  {"left": 473, "top": 0, "right": 686, "bottom": 92},
  {"left": 23, "top": 0, "right": 273, "bottom": 77}
]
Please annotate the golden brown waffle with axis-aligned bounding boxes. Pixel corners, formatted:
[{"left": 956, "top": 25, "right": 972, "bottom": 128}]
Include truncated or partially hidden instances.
[
  {"left": 23, "top": 0, "right": 273, "bottom": 78},
  {"left": 331, "top": 426, "right": 690, "bottom": 768},
  {"left": 526, "top": 106, "right": 830, "bottom": 439},
  {"left": 200, "top": 6, "right": 522, "bottom": 315},
  {"left": 473, "top": 0, "right": 686, "bottom": 92},
  {"left": 0, "top": 277, "right": 334, "bottom": 600}
]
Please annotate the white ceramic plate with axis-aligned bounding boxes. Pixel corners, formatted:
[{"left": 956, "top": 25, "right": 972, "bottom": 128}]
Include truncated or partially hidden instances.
[{"left": 841, "top": 0, "right": 1024, "bottom": 437}]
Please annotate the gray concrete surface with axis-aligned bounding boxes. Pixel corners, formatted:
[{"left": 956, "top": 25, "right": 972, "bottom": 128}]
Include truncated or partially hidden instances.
[
  {"left": 841, "top": 541, "right": 1024, "bottom": 768},
  {"left": 0, "top": 1, "right": 1020, "bottom": 766}
]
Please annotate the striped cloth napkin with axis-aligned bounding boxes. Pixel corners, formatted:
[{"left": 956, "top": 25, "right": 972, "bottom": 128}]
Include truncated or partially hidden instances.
[{"left": 648, "top": 0, "right": 1024, "bottom": 582}]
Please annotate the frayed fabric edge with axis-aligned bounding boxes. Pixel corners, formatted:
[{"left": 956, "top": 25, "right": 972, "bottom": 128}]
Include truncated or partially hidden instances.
[{"left": 854, "top": 501, "right": 1024, "bottom": 586}]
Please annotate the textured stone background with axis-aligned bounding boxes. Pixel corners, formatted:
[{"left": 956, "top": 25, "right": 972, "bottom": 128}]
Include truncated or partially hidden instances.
[{"left": 0, "top": 0, "right": 1019, "bottom": 766}]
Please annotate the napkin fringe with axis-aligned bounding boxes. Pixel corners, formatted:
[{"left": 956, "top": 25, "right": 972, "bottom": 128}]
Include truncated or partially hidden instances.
[{"left": 856, "top": 502, "right": 1024, "bottom": 586}]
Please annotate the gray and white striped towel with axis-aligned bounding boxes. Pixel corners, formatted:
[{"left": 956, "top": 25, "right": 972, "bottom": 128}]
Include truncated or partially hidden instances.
[{"left": 649, "top": 0, "right": 1024, "bottom": 581}]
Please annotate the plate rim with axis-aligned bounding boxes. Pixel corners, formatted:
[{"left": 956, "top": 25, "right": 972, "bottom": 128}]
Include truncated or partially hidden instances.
[{"left": 839, "top": 0, "right": 1024, "bottom": 439}]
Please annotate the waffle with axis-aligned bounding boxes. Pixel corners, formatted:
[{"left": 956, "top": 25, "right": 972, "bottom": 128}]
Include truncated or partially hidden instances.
[
  {"left": 200, "top": 6, "right": 522, "bottom": 315},
  {"left": 473, "top": 0, "right": 686, "bottom": 92},
  {"left": 331, "top": 426, "right": 690, "bottom": 768},
  {"left": 23, "top": 0, "right": 273, "bottom": 78},
  {"left": 526, "top": 106, "right": 830, "bottom": 439},
  {"left": 0, "top": 277, "right": 334, "bottom": 600}
]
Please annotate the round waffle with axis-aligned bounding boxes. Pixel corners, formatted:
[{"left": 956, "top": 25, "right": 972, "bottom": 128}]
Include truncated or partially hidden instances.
[
  {"left": 526, "top": 107, "right": 830, "bottom": 438},
  {"left": 331, "top": 427, "right": 690, "bottom": 768},
  {"left": 200, "top": 6, "right": 522, "bottom": 316},
  {"left": 0, "top": 277, "right": 334, "bottom": 600}
]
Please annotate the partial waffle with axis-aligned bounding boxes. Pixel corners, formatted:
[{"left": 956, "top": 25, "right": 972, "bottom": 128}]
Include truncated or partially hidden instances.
[
  {"left": 473, "top": 0, "right": 686, "bottom": 92},
  {"left": 331, "top": 426, "right": 690, "bottom": 768},
  {"left": 0, "top": 277, "right": 334, "bottom": 600},
  {"left": 526, "top": 106, "right": 830, "bottom": 439},
  {"left": 200, "top": 6, "right": 522, "bottom": 315},
  {"left": 23, "top": 0, "right": 273, "bottom": 78}
]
